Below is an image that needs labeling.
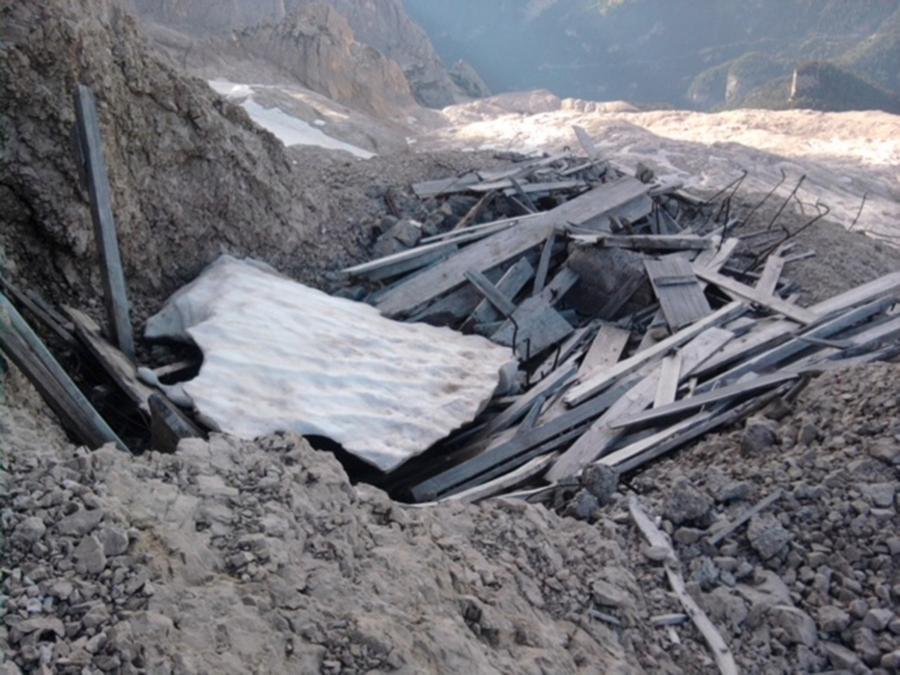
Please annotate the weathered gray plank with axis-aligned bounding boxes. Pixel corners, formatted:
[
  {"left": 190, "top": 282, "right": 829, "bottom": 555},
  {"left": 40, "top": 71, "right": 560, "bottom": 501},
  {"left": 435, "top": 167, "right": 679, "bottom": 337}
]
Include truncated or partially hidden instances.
[
  {"left": 0, "top": 276, "right": 74, "bottom": 345},
  {"left": 565, "top": 301, "right": 745, "bottom": 407},
  {"left": 149, "top": 394, "right": 203, "bottom": 453},
  {"left": 695, "top": 266, "right": 816, "bottom": 324},
  {"left": 645, "top": 257, "right": 713, "bottom": 331},
  {"left": 491, "top": 298, "right": 574, "bottom": 359},
  {"left": 411, "top": 172, "right": 479, "bottom": 198},
  {"left": 571, "top": 234, "right": 711, "bottom": 251},
  {"left": 464, "top": 270, "right": 517, "bottom": 318},
  {"left": 73, "top": 85, "right": 135, "bottom": 360},
  {"left": 757, "top": 254, "right": 786, "bottom": 296},
  {"left": 629, "top": 497, "right": 739, "bottom": 675},
  {"left": 466, "top": 258, "right": 534, "bottom": 328},
  {"left": 614, "top": 371, "right": 799, "bottom": 430},
  {"left": 376, "top": 177, "right": 649, "bottom": 316},
  {"left": 573, "top": 125, "right": 601, "bottom": 159},
  {"left": 547, "top": 327, "right": 734, "bottom": 481},
  {"left": 654, "top": 353, "right": 683, "bottom": 408},
  {"left": 64, "top": 307, "right": 155, "bottom": 414},
  {"left": 708, "top": 490, "right": 784, "bottom": 546},
  {"left": 0, "top": 293, "right": 127, "bottom": 451},
  {"left": 532, "top": 233, "right": 556, "bottom": 296},
  {"left": 579, "top": 324, "right": 630, "bottom": 376}
]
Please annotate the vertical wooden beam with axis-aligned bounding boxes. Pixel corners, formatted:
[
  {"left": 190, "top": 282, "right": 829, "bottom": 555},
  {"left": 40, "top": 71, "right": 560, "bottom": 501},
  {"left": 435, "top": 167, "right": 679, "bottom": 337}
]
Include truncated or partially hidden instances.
[{"left": 73, "top": 84, "right": 135, "bottom": 361}]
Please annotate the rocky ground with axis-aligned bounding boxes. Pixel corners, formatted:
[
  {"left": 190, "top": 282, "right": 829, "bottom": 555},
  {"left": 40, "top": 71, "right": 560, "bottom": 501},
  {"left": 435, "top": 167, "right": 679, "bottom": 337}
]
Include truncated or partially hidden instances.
[{"left": 612, "top": 363, "right": 900, "bottom": 673}]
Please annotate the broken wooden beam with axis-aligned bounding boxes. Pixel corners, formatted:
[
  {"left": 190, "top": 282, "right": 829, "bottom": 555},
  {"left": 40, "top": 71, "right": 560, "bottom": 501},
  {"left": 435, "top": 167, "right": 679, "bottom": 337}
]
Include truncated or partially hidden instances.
[
  {"left": 0, "top": 293, "right": 127, "bottom": 451},
  {"left": 73, "top": 84, "right": 135, "bottom": 361},
  {"left": 645, "top": 256, "right": 713, "bottom": 331},
  {"left": 570, "top": 234, "right": 712, "bottom": 251},
  {"left": 694, "top": 266, "right": 816, "bottom": 324}
]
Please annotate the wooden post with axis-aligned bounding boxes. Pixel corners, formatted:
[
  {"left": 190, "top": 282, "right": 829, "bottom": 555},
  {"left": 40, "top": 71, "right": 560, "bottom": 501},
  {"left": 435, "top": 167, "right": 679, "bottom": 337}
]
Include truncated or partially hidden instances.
[{"left": 73, "top": 84, "right": 135, "bottom": 361}]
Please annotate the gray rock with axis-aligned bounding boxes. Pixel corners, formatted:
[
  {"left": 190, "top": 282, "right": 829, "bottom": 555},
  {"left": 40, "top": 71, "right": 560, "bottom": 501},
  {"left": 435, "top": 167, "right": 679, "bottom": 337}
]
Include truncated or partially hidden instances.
[
  {"left": 46, "top": 579, "right": 73, "bottom": 600},
  {"left": 703, "top": 587, "right": 748, "bottom": 628},
  {"left": 854, "top": 626, "right": 882, "bottom": 666},
  {"left": 591, "top": 579, "right": 629, "bottom": 608},
  {"left": 711, "top": 480, "right": 751, "bottom": 504},
  {"left": 747, "top": 513, "right": 791, "bottom": 560},
  {"left": 580, "top": 464, "right": 619, "bottom": 505},
  {"left": 798, "top": 422, "right": 820, "bottom": 446},
  {"left": 741, "top": 417, "right": 779, "bottom": 453},
  {"left": 821, "top": 641, "right": 863, "bottom": 670},
  {"left": 389, "top": 219, "right": 422, "bottom": 247},
  {"left": 849, "top": 598, "right": 870, "bottom": 619},
  {"left": 673, "top": 527, "right": 705, "bottom": 545},
  {"left": 768, "top": 605, "right": 818, "bottom": 647},
  {"left": 57, "top": 508, "right": 103, "bottom": 536},
  {"left": 568, "top": 490, "right": 600, "bottom": 522},
  {"left": 861, "top": 483, "right": 895, "bottom": 508},
  {"left": 97, "top": 526, "right": 129, "bottom": 557},
  {"left": 881, "top": 650, "right": 900, "bottom": 670},
  {"left": 863, "top": 608, "right": 894, "bottom": 631},
  {"left": 664, "top": 479, "right": 713, "bottom": 526},
  {"left": 867, "top": 438, "right": 899, "bottom": 465},
  {"left": 73, "top": 535, "right": 107, "bottom": 575},
  {"left": 818, "top": 605, "right": 851, "bottom": 633},
  {"left": 12, "top": 516, "right": 46, "bottom": 545}
]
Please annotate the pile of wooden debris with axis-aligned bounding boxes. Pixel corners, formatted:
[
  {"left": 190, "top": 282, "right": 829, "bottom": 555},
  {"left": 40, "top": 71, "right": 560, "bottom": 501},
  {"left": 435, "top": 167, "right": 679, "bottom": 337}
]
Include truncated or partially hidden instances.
[
  {"left": 3, "top": 93, "right": 899, "bottom": 511},
  {"left": 333, "top": 127, "right": 900, "bottom": 503}
]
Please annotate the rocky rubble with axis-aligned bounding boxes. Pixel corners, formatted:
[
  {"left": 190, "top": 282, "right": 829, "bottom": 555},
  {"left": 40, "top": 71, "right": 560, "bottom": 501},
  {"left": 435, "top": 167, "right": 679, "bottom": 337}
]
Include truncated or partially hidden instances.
[
  {"left": 1, "top": 367, "right": 676, "bottom": 674},
  {"left": 618, "top": 363, "right": 900, "bottom": 673}
]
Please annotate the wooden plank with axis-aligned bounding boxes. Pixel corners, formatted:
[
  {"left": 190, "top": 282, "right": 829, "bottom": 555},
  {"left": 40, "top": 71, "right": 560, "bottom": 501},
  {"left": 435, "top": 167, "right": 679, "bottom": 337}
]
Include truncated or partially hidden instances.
[
  {"left": 602, "top": 386, "right": 786, "bottom": 474},
  {"left": 629, "top": 497, "right": 739, "bottom": 675},
  {"left": 73, "top": 84, "right": 135, "bottom": 361},
  {"left": 411, "top": 172, "right": 479, "bottom": 198},
  {"left": 547, "top": 327, "right": 734, "bottom": 481},
  {"left": 565, "top": 301, "right": 745, "bottom": 407},
  {"left": 0, "top": 276, "right": 74, "bottom": 345},
  {"left": 0, "top": 293, "right": 127, "bottom": 451},
  {"left": 491, "top": 298, "right": 574, "bottom": 359},
  {"left": 532, "top": 233, "right": 556, "bottom": 296},
  {"left": 464, "top": 271, "right": 517, "bottom": 317},
  {"left": 408, "top": 371, "right": 642, "bottom": 501},
  {"left": 438, "top": 454, "right": 557, "bottom": 504},
  {"left": 376, "top": 178, "right": 648, "bottom": 317},
  {"left": 708, "top": 490, "right": 783, "bottom": 546},
  {"left": 571, "top": 234, "right": 711, "bottom": 251},
  {"left": 579, "top": 324, "right": 630, "bottom": 376},
  {"left": 451, "top": 190, "right": 496, "bottom": 231},
  {"left": 64, "top": 307, "right": 156, "bottom": 414},
  {"left": 465, "top": 258, "right": 534, "bottom": 328},
  {"left": 757, "top": 254, "right": 786, "bottom": 296},
  {"left": 149, "top": 394, "right": 203, "bottom": 453},
  {"left": 573, "top": 125, "right": 601, "bottom": 159},
  {"left": 614, "top": 371, "right": 798, "bottom": 430},
  {"left": 366, "top": 245, "right": 457, "bottom": 282},
  {"left": 694, "top": 237, "right": 740, "bottom": 273},
  {"left": 695, "top": 266, "right": 816, "bottom": 324},
  {"left": 596, "top": 272, "right": 645, "bottom": 321},
  {"left": 645, "top": 257, "right": 712, "bottom": 331},
  {"left": 654, "top": 353, "right": 683, "bottom": 408}
]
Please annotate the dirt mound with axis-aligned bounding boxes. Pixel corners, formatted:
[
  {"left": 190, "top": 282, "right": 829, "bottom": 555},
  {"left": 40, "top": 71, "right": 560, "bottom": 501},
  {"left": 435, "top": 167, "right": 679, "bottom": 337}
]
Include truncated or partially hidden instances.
[
  {"left": 613, "top": 363, "right": 900, "bottom": 672},
  {"left": 1, "top": 366, "right": 674, "bottom": 674}
]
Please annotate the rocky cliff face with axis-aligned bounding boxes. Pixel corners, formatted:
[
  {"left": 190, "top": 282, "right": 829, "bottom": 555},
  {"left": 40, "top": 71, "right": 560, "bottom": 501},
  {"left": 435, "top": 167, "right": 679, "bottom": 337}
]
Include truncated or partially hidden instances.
[
  {"left": 0, "top": 0, "right": 348, "bottom": 318},
  {"left": 125, "top": 0, "right": 484, "bottom": 108}
]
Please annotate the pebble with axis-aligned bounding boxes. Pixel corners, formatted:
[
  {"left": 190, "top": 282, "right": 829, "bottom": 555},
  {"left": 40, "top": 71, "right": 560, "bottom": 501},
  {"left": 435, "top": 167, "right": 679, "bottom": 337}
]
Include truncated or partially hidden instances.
[
  {"left": 73, "top": 536, "right": 107, "bottom": 576},
  {"left": 863, "top": 608, "right": 894, "bottom": 631}
]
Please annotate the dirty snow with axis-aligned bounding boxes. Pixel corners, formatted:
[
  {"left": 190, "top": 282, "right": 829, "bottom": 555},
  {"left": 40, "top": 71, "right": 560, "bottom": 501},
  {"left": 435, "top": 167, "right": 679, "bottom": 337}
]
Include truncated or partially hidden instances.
[{"left": 144, "top": 256, "right": 512, "bottom": 472}]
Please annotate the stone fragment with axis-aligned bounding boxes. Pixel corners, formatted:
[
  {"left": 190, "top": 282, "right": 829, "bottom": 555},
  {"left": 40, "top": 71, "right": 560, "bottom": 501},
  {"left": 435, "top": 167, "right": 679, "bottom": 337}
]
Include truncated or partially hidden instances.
[
  {"left": 747, "top": 513, "right": 791, "bottom": 560},
  {"left": 818, "top": 605, "right": 851, "bottom": 633},
  {"left": 567, "top": 490, "right": 600, "bottom": 522},
  {"left": 73, "top": 535, "right": 107, "bottom": 575},
  {"left": 389, "top": 219, "right": 423, "bottom": 247},
  {"left": 798, "top": 422, "right": 820, "bottom": 446},
  {"left": 580, "top": 464, "right": 619, "bottom": 505},
  {"left": 12, "top": 516, "right": 45, "bottom": 545},
  {"left": 881, "top": 650, "right": 900, "bottom": 670},
  {"left": 664, "top": 479, "right": 713, "bottom": 526},
  {"left": 97, "top": 526, "right": 129, "bottom": 557},
  {"left": 591, "top": 579, "right": 629, "bottom": 608},
  {"left": 57, "top": 508, "right": 103, "bottom": 536},
  {"left": 863, "top": 608, "right": 894, "bottom": 631},
  {"left": 821, "top": 641, "right": 863, "bottom": 670},
  {"left": 867, "top": 438, "right": 899, "bottom": 465},
  {"left": 861, "top": 483, "right": 895, "bottom": 508},
  {"left": 741, "top": 417, "right": 779, "bottom": 453},
  {"left": 768, "top": 605, "right": 817, "bottom": 647}
]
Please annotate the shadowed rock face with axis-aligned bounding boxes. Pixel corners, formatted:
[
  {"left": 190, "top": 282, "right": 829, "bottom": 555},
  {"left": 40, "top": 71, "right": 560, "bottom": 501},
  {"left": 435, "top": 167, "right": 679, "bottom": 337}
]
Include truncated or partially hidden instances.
[{"left": 123, "top": 0, "right": 486, "bottom": 107}]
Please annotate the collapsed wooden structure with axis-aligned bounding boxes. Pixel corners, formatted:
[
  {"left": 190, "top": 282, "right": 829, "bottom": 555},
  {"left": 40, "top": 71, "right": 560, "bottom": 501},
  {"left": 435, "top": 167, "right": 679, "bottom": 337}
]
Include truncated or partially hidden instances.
[
  {"left": 2, "top": 91, "right": 899, "bottom": 509},
  {"left": 334, "top": 129, "right": 900, "bottom": 503}
]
